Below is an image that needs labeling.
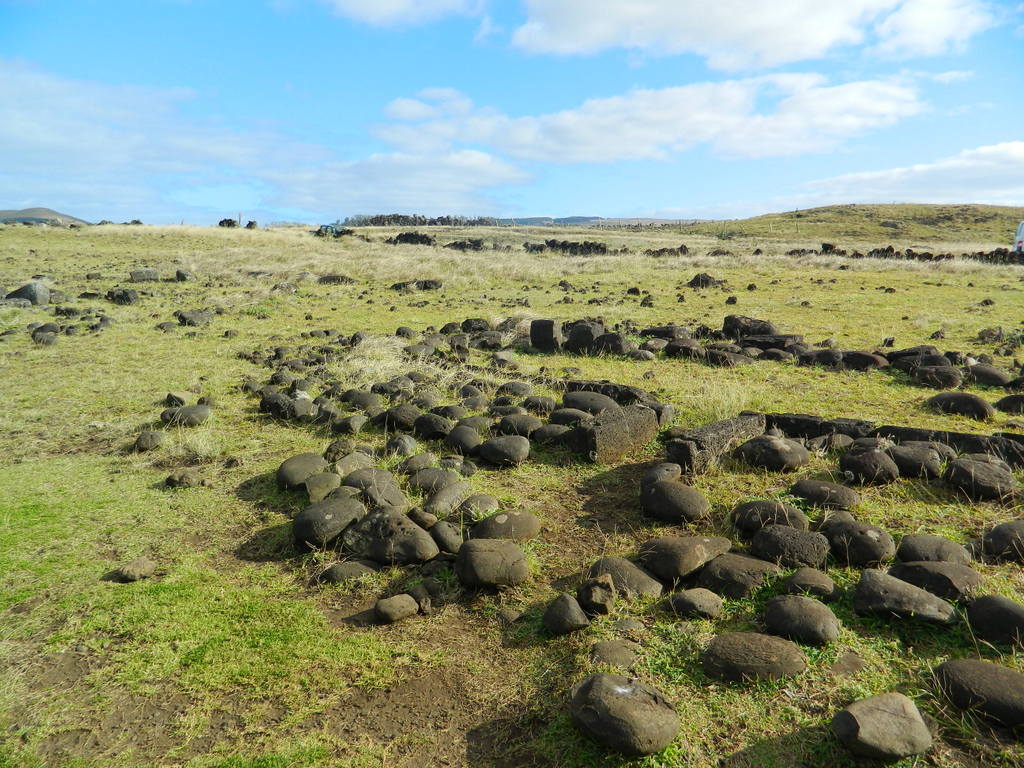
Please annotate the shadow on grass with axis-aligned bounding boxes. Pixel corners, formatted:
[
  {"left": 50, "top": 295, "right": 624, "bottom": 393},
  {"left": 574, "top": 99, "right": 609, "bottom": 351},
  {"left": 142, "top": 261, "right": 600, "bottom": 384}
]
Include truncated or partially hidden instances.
[
  {"left": 465, "top": 714, "right": 556, "bottom": 768},
  {"left": 576, "top": 460, "right": 652, "bottom": 535},
  {"left": 235, "top": 521, "right": 295, "bottom": 563}
]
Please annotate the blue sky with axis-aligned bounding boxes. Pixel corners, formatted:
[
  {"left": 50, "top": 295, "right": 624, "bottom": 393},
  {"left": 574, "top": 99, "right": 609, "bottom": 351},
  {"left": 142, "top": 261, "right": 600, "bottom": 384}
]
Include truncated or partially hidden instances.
[{"left": 1, "top": 0, "right": 1023, "bottom": 224}]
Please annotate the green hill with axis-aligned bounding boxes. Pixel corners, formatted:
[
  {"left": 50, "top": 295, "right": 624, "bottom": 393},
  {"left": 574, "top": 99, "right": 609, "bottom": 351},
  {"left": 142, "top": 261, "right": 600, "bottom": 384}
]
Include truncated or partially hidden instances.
[
  {"left": 0, "top": 207, "right": 91, "bottom": 226},
  {"left": 679, "top": 203, "right": 1024, "bottom": 244}
]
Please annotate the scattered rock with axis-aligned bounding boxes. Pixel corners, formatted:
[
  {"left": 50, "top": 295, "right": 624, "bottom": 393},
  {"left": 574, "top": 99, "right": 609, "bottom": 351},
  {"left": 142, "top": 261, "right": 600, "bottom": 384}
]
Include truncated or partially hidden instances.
[
  {"left": 658, "top": 588, "right": 722, "bottom": 619},
  {"left": 471, "top": 510, "right": 541, "bottom": 541},
  {"left": 587, "top": 557, "right": 663, "bottom": 599},
  {"left": 701, "top": 632, "right": 807, "bottom": 682},
  {"left": 735, "top": 435, "right": 810, "bottom": 471},
  {"left": 277, "top": 453, "right": 329, "bottom": 490},
  {"left": 750, "top": 525, "right": 829, "bottom": 569},
  {"left": 896, "top": 534, "right": 971, "bottom": 564},
  {"left": 934, "top": 658, "right": 1024, "bottom": 727},
  {"left": 569, "top": 673, "right": 679, "bottom": 756},
  {"left": 789, "top": 478, "right": 861, "bottom": 509},
  {"left": 945, "top": 456, "right": 1019, "bottom": 502},
  {"left": 781, "top": 567, "right": 838, "bottom": 601},
  {"left": 926, "top": 392, "right": 995, "bottom": 420},
  {"left": 763, "top": 595, "right": 840, "bottom": 645},
  {"left": 983, "top": 520, "right": 1024, "bottom": 562},
  {"left": 376, "top": 594, "right": 419, "bottom": 624},
  {"left": 341, "top": 510, "right": 439, "bottom": 564},
  {"left": 637, "top": 535, "right": 731, "bottom": 581},
  {"left": 731, "top": 500, "right": 808, "bottom": 539},
  {"left": 853, "top": 569, "right": 956, "bottom": 624},
  {"left": 966, "top": 595, "right": 1024, "bottom": 647},
  {"left": 112, "top": 556, "right": 157, "bottom": 582},
  {"left": 825, "top": 520, "right": 895, "bottom": 566},
  {"left": 577, "top": 574, "right": 616, "bottom": 615},
  {"left": 696, "top": 553, "right": 781, "bottom": 598},
  {"left": 478, "top": 435, "right": 530, "bottom": 467},
  {"left": 590, "top": 639, "right": 639, "bottom": 668},
  {"left": 543, "top": 593, "right": 590, "bottom": 635},
  {"left": 455, "top": 539, "right": 529, "bottom": 587},
  {"left": 832, "top": 692, "right": 932, "bottom": 759},
  {"left": 640, "top": 480, "right": 709, "bottom": 523},
  {"left": 887, "top": 561, "right": 982, "bottom": 601}
]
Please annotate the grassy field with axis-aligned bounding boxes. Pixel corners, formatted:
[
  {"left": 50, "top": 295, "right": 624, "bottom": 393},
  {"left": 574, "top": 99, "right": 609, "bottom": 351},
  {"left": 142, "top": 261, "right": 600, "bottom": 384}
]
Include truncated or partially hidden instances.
[{"left": 1, "top": 217, "right": 1023, "bottom": 768}]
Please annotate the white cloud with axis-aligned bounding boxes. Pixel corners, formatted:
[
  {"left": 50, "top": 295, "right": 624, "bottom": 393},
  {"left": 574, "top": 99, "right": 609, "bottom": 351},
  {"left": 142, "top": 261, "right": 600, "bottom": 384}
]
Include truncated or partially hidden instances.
[
  {"left": 874, "top": 0, "right": 993, "bottom": 57},
  {"left": 930, "top": 69, "right": 974, "bottom": 82},
  {"left": 806, "top": 141, "right": 1024, "bottom": 204},
  {"left": 512, "top": 0, "right": 992, "bottom": 69},
  {"left": 643, "top": 142, "right": 1024, "bottom": 219},
  {"left": 0, "top": 59, "right": 525, "bottom": 221},
  {"left": 317, "top": 0, "right": 475, "bottom": 26},
  {"left": 267, "top": 150, "right": 527, "bottom": 213},
  {"left": 378, "top": 75, "right": 923, "bottom": 162}
]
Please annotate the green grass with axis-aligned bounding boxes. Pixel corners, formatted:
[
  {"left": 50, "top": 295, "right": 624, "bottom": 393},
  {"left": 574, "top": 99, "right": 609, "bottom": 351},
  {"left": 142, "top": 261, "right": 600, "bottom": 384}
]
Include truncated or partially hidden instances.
[{"left": 0, "top": 222, "right": 1023, "bottom": 767}]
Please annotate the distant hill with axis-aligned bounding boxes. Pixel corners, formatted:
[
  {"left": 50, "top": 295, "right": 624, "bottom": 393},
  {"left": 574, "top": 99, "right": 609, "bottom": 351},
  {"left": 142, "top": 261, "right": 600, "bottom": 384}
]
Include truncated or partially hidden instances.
[
  {"left": 677, "top": 203, "right": 1024, "bottom": 244},
  {"left": 0, "top": 207, "right": 91, "bottom": 226},
  {"left": 496, "top": 216, "right": 701, "bottom": 227}
]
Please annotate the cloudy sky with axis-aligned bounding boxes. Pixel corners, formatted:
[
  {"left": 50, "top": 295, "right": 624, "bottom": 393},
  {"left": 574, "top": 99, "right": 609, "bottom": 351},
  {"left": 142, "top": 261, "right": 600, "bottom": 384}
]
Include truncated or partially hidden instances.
[{"left": 1, "top": 0, "right": 1023, "bottom": 223}]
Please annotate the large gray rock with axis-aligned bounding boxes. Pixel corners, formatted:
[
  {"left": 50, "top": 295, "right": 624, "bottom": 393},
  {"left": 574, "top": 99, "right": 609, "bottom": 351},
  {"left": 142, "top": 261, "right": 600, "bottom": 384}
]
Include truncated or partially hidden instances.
[
  {"left": 763, "top": 595, "right": 840, "bottom": 645},
  {"left": 735, "top": 435, "right": 810, "bottom": 472},
  {"left": 886, "top": 442, "right": 945, "bottom": 478},
  {"left": 341, "top": 510, "right": 439, "bottom": 564},
  {"left": 789, "top": 478, "right": 861, "bottom": 509},
  {"left": 781, "top": 567, "right": 838, "bottom": 602},
  {"left": 840, "top": 448, "right": 900, "bottom": 485},
  {"left": 659, "top": 588, "right": 722, "bottom": 619},
  {"left": 569, "top": 405, "right": 659, "bottom": 464},
  {"left": 587, "top": 557, "right": 663, "bottom": 599},
  {"left": 569, "top": 673, "right": 679, "bottom": 756},
  {"left": 160, "top": 404, "right": 212, "bottom": 427},
  {"left": 945, "top": 457, "right": 1019, "bottom": 502},
  {"left": 277, "top": 453, "right": 329, "bottom": 490},
  {"left": 731, "top": 500, "right": 808, "bottom": 539},
  {"left": 887, "top": 561, "right": 982, "bottom": 601},
  {"left": 640, "top": 480, "right": 709, "bottom": 523},
  {"left": 6, "top": 280, "right": 49, "bottom": 305},
  {"left": 927, "top": 392, "right": 995, "bottom": 420},
  {"left": 422, "top": 481, "right": 471, "bottom": 517},
  {"left": 563, "top": 390, "right": 619, "bottom": 415},
  {"left": 455, "top": 539, "right": 529, "bottom": 587},
  {"left": 530, "top": 318, "right": 563, "bottom": 352},
  {"left": 343, "top": 467, "right": 409, "bottom": 509},
  {"left": 665, "top": 412, "right": 766, "bottom": 473},
  {"left": 637, "top": 536, "right": 731, "bottom": 581},
  {"left": 701, "top": 632, "right": 807, "bottom": 682},
  {"left": 293, "top": 497, "right": 366, "bottom": 548},
  {"left": 375, "top": 594, "right": 419, "bottom": 624},
  {"left": 471, "top": 510, "right": 541, "bottom": 541},
  {"left": 696, "top": 553, "right": 781, "bottom": 598},
  {"left": 983, "top": 519, "right": 1024, "bottom": 561},
  {"left": 934, "top": 658, "right": 1024, "bottom": 727},
  {"left": 832, "top": 692, "right": 932, "bottom": 759},
  {"left": 408, "top": 467, "right": 460, "bottom": 494},
  {"left": 750, "top": 525, "right": 829, "bottom": 569},
  {"left": 478, "top": 435, "right": 530, "bottom": 467},
  {"left": 853, "top": 569, "right": 956, "bottom": 624},
  {"left": 966, "top": 595, "right": 1024, "bottom": 647},
  {"left": 543, "top": 593, "right": 590, "bottom": 635},
  {"left": 576, "top": 574, "right": 616, "bottom": 616},
  {"left": 896, "top": 534, "right": 970, "bottom": 564},
  {"left": 825, "top": 520, "right": 895, "bottom": 566}
]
